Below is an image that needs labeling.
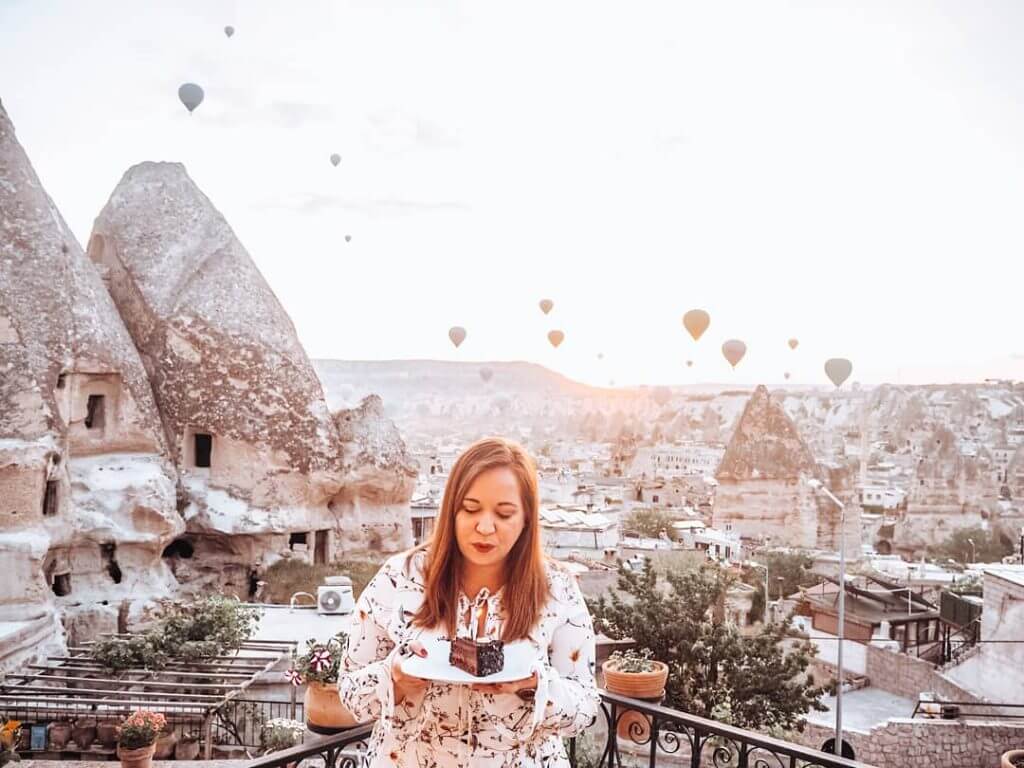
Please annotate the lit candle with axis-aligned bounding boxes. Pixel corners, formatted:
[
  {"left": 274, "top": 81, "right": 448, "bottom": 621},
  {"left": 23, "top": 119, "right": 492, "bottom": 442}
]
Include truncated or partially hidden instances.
[{"left": 472, "top": 604, "right": 486, "bottom": 641}]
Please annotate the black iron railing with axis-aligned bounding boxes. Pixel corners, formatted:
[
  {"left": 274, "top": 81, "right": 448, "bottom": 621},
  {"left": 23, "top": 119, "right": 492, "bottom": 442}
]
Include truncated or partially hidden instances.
[{"left": 244, "top": 691, "right": 875, "bottom": 768}]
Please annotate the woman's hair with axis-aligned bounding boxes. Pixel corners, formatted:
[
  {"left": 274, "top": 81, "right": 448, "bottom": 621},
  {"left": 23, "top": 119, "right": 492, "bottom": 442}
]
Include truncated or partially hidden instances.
[{"left": 410, "top": 436, "right": 550, "bottom": 642}]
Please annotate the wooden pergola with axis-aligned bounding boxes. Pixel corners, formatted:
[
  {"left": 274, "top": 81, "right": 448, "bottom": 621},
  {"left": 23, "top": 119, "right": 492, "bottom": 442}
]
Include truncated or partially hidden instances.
[{"left": 0, "top": 636, "right": 297, "bottom": 759}]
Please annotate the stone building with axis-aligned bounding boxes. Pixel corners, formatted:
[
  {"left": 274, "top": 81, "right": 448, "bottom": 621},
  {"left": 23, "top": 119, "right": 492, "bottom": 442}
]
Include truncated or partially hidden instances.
[
  {"left": 712, "top": 385, "right": 859, "bottom": 555},
  {"left": 0, "top": 100, "right": 183, "bottom": 668}
]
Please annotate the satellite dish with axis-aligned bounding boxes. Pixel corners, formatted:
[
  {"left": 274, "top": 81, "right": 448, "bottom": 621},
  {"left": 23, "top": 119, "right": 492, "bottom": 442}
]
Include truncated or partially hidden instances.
[
  {"left": 721, "top": 339, "right": 746, "bottom": 369},
  {"left": 177, "top": 83, "right": 204, "bottom": 114},
  {"left": 448, "top": 326, "right": 466, "bottom": 348},
  {"left": 683, "top": 309, "right": 710, "bottom": 342},
  {"left": 547, "top": 330, "right": 565, "bottom": 348}
]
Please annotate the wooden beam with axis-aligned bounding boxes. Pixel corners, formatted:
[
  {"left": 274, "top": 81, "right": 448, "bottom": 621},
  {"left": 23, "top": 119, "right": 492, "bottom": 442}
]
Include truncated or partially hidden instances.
[
  {"left": 37, "top": 664, "right": 252, "bottom": 679},
  {"left": 16, "top": 672, "right": 235, "bottom": 690},
  {"left": 0, "top": 685, "right": 223, "bottom": 702}
]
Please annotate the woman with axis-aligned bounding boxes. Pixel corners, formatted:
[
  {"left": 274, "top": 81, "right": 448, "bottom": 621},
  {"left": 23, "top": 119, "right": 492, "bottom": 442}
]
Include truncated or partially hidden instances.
[{"left": 338, "top": 437, "right": 600, "bottom": 766}]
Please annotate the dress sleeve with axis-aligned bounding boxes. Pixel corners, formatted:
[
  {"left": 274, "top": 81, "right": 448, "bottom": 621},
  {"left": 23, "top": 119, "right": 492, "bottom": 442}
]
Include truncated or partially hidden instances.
[
  {"left": 337, "top": 559, "right": 419, "bottom": 732},
  {"left": 523, "top": 572, "right": 602, "bottom": 741}
]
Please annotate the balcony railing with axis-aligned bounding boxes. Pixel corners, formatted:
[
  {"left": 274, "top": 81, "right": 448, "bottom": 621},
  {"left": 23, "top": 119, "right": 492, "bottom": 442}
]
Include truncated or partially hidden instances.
[{"left": 244, "top": 691, "right": 875, "bottom": 768}]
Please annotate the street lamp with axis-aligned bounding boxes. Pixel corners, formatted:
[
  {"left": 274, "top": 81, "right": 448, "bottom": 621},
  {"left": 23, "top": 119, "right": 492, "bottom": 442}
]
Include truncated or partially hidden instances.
[
  {"left": 807, "top": 477, "right": 845, "bottom": 757},
  {"left": 966, "top": 537, "right": 976, "bottom": 564}
]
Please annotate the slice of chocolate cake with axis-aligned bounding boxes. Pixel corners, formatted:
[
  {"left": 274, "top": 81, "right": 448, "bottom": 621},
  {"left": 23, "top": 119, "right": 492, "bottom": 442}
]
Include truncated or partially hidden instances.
[{"left": 449, "top": 636, "right": 505, "bottom": 677}]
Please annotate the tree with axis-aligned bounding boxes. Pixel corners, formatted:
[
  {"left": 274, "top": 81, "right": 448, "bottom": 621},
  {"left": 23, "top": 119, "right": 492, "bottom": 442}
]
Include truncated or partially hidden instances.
[
  {"left": 589, "top": 561, "right": 826, "bottom": 733},
  {"left": 742, "top": 551, "right": 817, "bottom": 622},
  {"left": 928, "top": 525, "right": 1014, "bottom": 565},
  {"left": 623, "top": 508, "right": 675, "bottom": 539}
]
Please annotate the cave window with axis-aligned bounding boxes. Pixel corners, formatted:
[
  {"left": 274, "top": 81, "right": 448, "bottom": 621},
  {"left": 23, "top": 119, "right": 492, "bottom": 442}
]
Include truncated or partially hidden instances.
[
  {"left": 289, "top": 532, "right": 308, "bottom": 550},
  {"left": 101, "top": 543, "right": 122, "bottom": 584},
  {"left": 52, "top": 572, "right": 72, "bottom": 597},
  {"left": 194, "top": 433, "right": 212, "bottom": 468},
  {"left": 56, "top": 373, "right": 67, "bottom": 390},
  {"left": 42, "top": 480, "right": 58, "bottom": 517},
  {"left": 162, "top": 539, "right": 194, "bottom": 559},
  {"left": 85, "top": 395, "right": 105, "bottom": 430},
  {"left": 652, "top": 495, "right": 659, "bottom": 503}
]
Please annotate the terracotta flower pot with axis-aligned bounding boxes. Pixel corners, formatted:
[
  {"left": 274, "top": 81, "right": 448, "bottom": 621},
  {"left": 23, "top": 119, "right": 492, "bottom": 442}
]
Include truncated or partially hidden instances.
[
  {"left": 153, "top": 731, "right": 177, "bottom": 759},
  {"left": 49, "top": 722, "right": 73, "bottom": 750},
  {"left": 602, "top": 660, "right": 669, "bottom": 742},
  {"left": 1001, "top": 749, "right": 1024, "bottom": 768},
  {"left": 97, "top": 722, "right": 119, "bottom": 750},
  {"left": 305, "top": 680, "right": 358, "bottom": 734},
  {"left": 175, "top": 738, "right": 201, "bottom": 761},
  {"left": 118, "top": 742, "right": 156, "bottom": 768},
  {"left": 73, "top": 718, "right": 97, "bottom": 749}
]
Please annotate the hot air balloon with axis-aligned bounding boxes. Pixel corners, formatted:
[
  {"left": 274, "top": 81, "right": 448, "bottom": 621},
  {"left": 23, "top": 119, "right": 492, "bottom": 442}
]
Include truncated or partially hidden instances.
[
  {"left": 547, "top": 330, "right": 565, "bottom": 348},
  {"left": 825, "top": 358, "right": 853, "bottom": 388},
  {"left": 479, "top": 367, "right": 493, "bottom": 382},
  {"left": 652, "top": 386, "right": 671, "bottom": 406},
  {"left": 683, "top": 309, "right": 710, "bottom": 342},
  {"left": 788, "top": 338, "right": 799, "bottom": 350},
  {"left": 686, "top": 360, "right": 693, "bottom": 368},
  {"left": 178, "top": 83, "right": 204, "bottom": 114},
  {"left": 448, "top": 326, "right": 466, "bottom": 348},
  {"left": 597, "top": 352, "right": 604, "bottom": 360},
  {"left": 539, "top": 299, "right": 553, "bottom": 315},
  {"left": 721, "top": 339, "right": 746, "bottom": 369},
  {"left": 784, "top": 372, "right": 791, "bottom": 380},
  {"left": 344, "top": 235, "right": 352, "bottom": 243},
  {"left": 330, "top": 154, "right": 341, "bottom": 167},
  {"left": 224, "top": 25, "right": 235, "bottom": 38}
]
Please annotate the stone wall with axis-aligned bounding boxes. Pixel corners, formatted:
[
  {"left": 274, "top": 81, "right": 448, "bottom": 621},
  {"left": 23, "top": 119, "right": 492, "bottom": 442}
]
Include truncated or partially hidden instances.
[
  {"left": 865, "top": 644, "right": 981, "bottom": 705},
  {"left": 798, "top": 717, "right": 1024, "bottom": 768}
]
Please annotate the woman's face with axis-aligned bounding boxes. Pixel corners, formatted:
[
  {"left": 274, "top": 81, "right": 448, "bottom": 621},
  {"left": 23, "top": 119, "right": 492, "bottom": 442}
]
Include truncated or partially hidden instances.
[{"left": 455, "top": 466, "right": 527, "bottom": 572}]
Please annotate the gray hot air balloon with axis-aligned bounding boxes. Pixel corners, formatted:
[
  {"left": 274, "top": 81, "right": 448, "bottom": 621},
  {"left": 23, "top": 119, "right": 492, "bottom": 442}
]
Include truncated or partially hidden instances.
[
  {"left": 597, "top": 352, "right": 604, "bottom": 360},
  {"left": 721, "top": 339, "right": 747, "bottom": 369},
  {"left": 652, "top": 386, "right": 671, "bottom": 406},
  {"left": 547, "top": 330, "right": 565, "bottom": 348},
  {"left": 788, "top": 338, "right": 799, "bottom": 350},
  {"left": 539, "top": 299, "right": 553, "bottom": 315},
  {"left": 479, "top": 367, "right": 493, "bottom": 382},
  {"left": 178, "top": 83, "right": 205, "bottom": 114},
  {"left": 784, "top": 372, "right": 791, "bottom": 380},
  {"left": 683, "top": 309, "right": 711, "bottom": 342},
  {"left": 224, "top": 25, "right": 235, "bottom": 38},
  {"left": 825, "top": 358, "right": 853, "bottom": 388},
  {"left": 344, "top": 235, "right": 352, "bottom": 243},
  {"left": 686, "top": 359, "right": 693, "bottom": 368},
  {"left": 448, "top": 326, "right": 466, "bottom": 348},
  {"left": 330, "top": 153, "right": 341, "bottom": 167}
]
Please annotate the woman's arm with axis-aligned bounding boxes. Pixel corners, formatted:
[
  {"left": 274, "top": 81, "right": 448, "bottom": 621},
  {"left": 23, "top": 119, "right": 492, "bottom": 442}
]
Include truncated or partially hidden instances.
[
  {"left": 337, "top": 558, "right": 410, "bottom": 727},
  {"left": 523, "top": 573, "right": 602, "bottom": 740}
]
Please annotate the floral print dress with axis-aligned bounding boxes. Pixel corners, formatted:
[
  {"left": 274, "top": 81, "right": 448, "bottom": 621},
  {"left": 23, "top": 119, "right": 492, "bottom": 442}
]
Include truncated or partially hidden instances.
[{"left": 337, "top": 550, "right": 600, "bottom": 767}]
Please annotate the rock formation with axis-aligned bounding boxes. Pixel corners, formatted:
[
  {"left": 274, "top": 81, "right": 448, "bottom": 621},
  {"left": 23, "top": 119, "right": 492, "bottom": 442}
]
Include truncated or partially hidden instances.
[
  {"left": 87, "top": 162, "right": 414, "bottom": 595},
  {"left": 0, "top": 100, "right": 183, "bottom": 670},
  {"left": 713, "top": 385, "right": 859, "bottom": 554}
]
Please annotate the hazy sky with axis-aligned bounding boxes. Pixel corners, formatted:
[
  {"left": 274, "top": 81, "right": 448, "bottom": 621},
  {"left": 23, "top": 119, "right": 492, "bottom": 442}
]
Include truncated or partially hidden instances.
[{"left": 3, "top": 1, "right": 1023, "bottom": 388}]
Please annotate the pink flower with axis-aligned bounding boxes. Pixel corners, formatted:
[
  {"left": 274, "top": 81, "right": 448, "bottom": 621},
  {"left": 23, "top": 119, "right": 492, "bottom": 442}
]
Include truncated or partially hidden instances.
[
  {"left": 285, "top": 669, "right": 303, "bottom": 686},
  {"left": 309, "top": 648, "right": 332, "bottom": 672}
]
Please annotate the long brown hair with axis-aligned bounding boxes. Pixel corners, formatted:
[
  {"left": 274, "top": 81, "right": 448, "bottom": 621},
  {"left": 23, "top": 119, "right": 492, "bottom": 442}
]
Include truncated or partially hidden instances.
[{"left": 410, "top": 436, "right": 550, "bottom": 642}]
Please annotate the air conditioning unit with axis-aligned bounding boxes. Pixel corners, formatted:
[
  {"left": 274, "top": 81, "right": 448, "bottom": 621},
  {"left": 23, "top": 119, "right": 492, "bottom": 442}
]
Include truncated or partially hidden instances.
[{"left": 317, "top": 583, "right": 354, "bottom": 615}]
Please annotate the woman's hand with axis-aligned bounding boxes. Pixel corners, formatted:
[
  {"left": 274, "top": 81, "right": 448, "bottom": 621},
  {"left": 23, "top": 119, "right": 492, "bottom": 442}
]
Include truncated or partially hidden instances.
[
  {"left": 470, "top": 671, "right": 539, "bottom": 700},
  {"left": 392, "top": 640, "right": 429, "bottom": 705}
]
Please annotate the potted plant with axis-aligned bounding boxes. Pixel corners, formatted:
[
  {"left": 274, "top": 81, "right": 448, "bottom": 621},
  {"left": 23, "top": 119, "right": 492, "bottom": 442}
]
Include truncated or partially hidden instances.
[
  {"left": 152, "top": 729, "right": 177, "bottom": 760},
  {"left": 602, "top": 648, "right": 669, "bottom": 741},
  {"left": 48, "top": 720, "right": 72, "bottom": 750},
  {"left": 175, "top": 731, "right": 201, "bottom": 761},
  {"left": 260, "top": 718, "right": 306, "bottom": 761},
  {"left": 72, "top": 717, "right": 97, "bottom": 750},
  {"left": 0, "top": 718, "right": 22, "bottom": 767},
  {"left": 116, "top": 710, "right": 166, "bottom": 768},
  {"left": 96, "top": 721, "right": 119, "bottom": 750},
  {"left": 1001, "top": 749, "right": 1024, "bottom": 768},
  {"left": 287, "top": 632, "right": 358, "bottom": 734}
]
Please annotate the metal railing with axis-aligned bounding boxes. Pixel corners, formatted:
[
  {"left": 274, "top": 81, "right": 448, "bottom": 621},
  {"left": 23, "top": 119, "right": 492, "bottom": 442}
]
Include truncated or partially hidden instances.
[{"left": 243, "top": 691, "right": 875, "bottom": 768}]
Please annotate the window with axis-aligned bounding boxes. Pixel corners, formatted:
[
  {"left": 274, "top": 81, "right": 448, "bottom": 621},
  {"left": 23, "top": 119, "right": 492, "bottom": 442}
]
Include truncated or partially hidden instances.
[
  {"left": 56, "top": 373, "right": 66, "bottom": 390},
  {"left": 194, "top": 433, "right": 212, "bottom": 468},
  {"left": 85, "top": 395, "right": 105, "bottom": 430},
  {"left": 52, "top": 572, "right": 72, "bottom": 597},
  {"left": 652, "top": 495, "right": 659, "bottom": 503},
  {"left": 43, "top": 481, "right": 58, "bottom": 517},
  {"left": 289, "top": 532, "right": 308, "bottom": 549}
]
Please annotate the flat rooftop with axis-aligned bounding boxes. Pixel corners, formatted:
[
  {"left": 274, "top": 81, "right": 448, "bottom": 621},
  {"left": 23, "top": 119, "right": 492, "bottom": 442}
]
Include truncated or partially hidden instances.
[{"left": 805, "top": 687, "right": 915, "bottom": 733}]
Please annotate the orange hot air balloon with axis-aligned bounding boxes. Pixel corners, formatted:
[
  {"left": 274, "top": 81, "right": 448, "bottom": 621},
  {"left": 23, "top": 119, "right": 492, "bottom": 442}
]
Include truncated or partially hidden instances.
[
  {"left": 539, "top": 299, "right": 553, "bottom": 315},
  {"left": 547, "top": 330, "right": 565, "bottom": 348},
  {"left": 788, "top": 338, "right": 799, "bottom": 350},
  {"left": 721, "top": 339, "right": 746, "bottom": 369},
  {"left": 448, "top": 326, "right": 466, "bottom": 348},
  {"left": 683, "top": 309, "right": 710, "bottom": 341},
  {"left": 825, "top": 358, "right": 853, "bottom": 388}
]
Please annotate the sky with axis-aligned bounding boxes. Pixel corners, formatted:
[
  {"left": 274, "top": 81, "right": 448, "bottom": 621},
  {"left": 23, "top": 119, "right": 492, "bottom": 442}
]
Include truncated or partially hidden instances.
[{"left": 2, "top": 0, "right": 1024, "bottom": 389}]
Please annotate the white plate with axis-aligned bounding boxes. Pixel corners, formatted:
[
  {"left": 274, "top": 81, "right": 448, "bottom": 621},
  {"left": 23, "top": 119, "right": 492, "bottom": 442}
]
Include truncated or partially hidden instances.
[{"left": 400, "top": 635, "right": 536, "bottom": 685}]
